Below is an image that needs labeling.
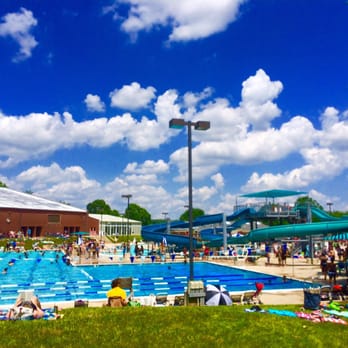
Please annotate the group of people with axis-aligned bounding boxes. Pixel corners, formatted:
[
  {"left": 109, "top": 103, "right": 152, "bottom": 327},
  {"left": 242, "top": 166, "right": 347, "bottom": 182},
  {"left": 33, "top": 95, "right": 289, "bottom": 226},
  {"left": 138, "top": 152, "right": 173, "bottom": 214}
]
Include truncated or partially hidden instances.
[
  {"left": 319, "top": 245, "right": 348, "bottom": 284},
  {"left": 5, "top": 277, "right": 128, "bottom": 320},
  {"left": 274, "top": 243, "right": 289, "bottom": 266}
]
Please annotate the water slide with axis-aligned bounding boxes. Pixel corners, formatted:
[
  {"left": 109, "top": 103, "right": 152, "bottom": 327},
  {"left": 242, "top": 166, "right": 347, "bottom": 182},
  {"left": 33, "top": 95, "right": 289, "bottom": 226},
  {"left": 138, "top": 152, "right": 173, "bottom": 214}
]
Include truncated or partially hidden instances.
[
  {"left": 295, "top": 204, "right": 337, "bottom": 221},
  {"left": 141, "top": 208, "right": 253, "bottom": 248},
  {"left": 141, "top": 206, "right": 348, "bottom": 248},
  {"left": 207, "top": 220, "right": 348, "bottom": 247}
]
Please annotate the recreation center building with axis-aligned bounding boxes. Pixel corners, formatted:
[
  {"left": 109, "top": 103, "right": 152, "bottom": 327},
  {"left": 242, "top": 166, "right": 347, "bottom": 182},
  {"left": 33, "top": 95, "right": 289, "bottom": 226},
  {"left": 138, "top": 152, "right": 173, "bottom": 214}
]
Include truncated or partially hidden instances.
[{"left": 0, "top": 187, "right": 141, "bottom": 239}]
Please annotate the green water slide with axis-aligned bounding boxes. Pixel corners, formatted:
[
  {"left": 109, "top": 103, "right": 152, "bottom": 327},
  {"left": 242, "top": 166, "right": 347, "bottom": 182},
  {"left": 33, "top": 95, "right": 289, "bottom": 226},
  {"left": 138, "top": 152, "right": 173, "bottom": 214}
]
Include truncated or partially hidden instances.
[{"left": 219, "top": 220, "right": 348, "bottom": 245}]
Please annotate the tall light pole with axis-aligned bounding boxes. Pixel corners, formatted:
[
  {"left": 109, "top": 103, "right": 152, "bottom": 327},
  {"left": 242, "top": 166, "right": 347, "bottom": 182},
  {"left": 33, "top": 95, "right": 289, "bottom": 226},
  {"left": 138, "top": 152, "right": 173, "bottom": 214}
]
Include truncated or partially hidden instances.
[
  {"left": 121, "top": 194, "right": 132, "bottom": 243},
  {"left": 169, "top": 118, "right": 210, "bottom": 281},
  {"left": 327, "top": 202, "right": 333, "bottom": 213}
]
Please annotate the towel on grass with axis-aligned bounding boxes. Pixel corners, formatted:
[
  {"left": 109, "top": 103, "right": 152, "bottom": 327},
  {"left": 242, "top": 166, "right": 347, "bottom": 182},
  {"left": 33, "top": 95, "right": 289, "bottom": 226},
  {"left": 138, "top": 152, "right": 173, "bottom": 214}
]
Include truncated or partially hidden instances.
[
  {"left": 267, "top": 309, "right": 298, "bottom": 317},
  {"left": 323, "top": 310, "right": 348, "bottom": 318},
  {"left": 296, "top": 310, "right": 347, "bottom": 325},
  {"left": 246, "top": 307, "right": 347, "bottom": 325}
]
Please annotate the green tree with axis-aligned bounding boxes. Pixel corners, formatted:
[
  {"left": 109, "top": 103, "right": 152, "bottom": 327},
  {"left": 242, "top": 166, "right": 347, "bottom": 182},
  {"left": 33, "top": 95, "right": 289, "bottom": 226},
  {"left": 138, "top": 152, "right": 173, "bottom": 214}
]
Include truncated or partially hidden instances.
[
  {"left": 295, "top": 196, "right": 323, "bottom": 210},
  {"left": 126, "top": 203, "right": 151, "bottom": 225},
  {"left": 110, "top": 209, "right": 120, "bottom": 216},
  {"left": 179, "top": 208, "right": 205, "bottom": 221},
  {"left": 86, "top": 199, "right": 119, "bottom": 215},
  {"left": 295, "top": 196, "right": 325, "bottom": 222},
  {"left": 0, "top": 181, "right": 7, "bottom": 187}
]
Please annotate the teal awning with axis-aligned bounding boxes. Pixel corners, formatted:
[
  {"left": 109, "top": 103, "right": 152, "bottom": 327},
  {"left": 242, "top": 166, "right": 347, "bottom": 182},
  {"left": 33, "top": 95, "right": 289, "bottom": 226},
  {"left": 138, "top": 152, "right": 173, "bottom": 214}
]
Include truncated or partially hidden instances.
[{"left": 240, "top": 189, "right": 307, "bottom": 199}]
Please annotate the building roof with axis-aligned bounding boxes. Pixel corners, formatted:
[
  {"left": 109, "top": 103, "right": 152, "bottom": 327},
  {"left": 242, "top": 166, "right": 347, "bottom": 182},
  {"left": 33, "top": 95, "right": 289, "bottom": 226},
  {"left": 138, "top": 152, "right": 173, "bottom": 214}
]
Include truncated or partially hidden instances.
[
  {"left": 0, "top": 187, "right": 85, "bottom": 213},
  {"left": 89, "top": 214, "right": 141, "bottom": 224}
]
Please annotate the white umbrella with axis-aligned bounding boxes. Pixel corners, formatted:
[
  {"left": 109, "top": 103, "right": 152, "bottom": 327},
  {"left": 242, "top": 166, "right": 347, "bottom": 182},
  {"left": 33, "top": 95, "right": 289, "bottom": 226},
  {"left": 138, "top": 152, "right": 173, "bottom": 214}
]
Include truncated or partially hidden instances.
[{"left": 205, "top": 284, "right": 232, "bottom": 306}]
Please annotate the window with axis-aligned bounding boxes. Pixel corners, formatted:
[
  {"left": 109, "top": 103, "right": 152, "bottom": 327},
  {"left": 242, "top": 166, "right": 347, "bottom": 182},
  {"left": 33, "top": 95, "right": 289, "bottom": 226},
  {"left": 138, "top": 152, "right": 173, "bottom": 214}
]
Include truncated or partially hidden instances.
[{"left": 48, "top": 215, "right": 60, "bottom": 223}]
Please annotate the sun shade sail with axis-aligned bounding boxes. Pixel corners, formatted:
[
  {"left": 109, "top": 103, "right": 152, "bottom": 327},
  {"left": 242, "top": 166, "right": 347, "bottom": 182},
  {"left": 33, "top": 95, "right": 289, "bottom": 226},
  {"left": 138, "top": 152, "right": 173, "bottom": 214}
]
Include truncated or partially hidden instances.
[{"left": 240, "top": 189, "right": 307, "bottom": 199}]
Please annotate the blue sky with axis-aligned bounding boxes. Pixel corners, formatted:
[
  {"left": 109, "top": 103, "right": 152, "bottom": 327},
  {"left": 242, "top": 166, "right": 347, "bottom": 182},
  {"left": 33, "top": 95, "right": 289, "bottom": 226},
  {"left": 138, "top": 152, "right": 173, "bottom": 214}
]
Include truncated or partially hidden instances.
[{"left": 0, "top": 0, "right": 348, "bottom": 219}]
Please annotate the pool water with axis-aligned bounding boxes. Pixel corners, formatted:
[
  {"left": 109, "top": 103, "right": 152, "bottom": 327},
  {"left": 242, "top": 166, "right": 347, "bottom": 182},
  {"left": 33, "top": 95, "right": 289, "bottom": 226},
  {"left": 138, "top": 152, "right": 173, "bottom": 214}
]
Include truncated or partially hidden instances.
[{"left": 0, "top": 250, "right": 311, "bottom": 306}]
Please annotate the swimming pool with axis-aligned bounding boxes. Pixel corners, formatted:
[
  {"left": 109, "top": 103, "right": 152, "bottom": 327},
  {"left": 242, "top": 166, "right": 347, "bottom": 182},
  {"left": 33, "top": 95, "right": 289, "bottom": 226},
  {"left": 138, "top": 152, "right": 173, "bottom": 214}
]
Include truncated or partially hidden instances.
[{"left": 0, "top": 250, "right": 312, "bottom": 306}]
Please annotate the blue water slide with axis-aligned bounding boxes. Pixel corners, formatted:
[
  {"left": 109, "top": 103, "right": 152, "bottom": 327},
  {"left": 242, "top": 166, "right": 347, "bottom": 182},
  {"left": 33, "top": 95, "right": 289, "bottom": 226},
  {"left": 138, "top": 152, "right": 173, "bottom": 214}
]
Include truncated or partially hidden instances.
[
  {"left": 141, "top": 208, "right": 255, "bottom": 247},
  {"left": 142, "top": 205, "right": 348, "bottom": 248},
  {"left": 226, "top": 207, "right": 255, "bottom": 221},
  {"left": 141, "top": 229, "right": 202, "bottom": 249}
]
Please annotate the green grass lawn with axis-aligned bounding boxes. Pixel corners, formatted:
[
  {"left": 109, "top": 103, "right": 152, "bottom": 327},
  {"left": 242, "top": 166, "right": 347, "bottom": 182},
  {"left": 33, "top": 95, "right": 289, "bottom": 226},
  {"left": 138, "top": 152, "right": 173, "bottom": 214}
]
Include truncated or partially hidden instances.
[{"left": 0, "top": 305, "right": 347, "bottom": 348}]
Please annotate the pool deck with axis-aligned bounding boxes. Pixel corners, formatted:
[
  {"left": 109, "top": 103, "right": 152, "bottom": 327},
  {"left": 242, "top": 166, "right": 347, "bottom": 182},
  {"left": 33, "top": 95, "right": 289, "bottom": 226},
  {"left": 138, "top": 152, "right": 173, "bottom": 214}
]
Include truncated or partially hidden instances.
[
  {"left": 55, "top": 251, "right": 339, "bottom": 308},
  {"left": 215, "top": 256, "right": 325, "bottom": 306}
]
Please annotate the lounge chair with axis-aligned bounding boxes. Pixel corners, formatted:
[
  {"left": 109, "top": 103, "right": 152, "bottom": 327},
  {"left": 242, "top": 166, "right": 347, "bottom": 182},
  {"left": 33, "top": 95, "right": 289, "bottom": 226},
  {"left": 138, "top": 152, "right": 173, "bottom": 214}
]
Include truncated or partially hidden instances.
[
  {"left": 156, "top": 295, "right": 168, "bottom": 306},
  {"left": 174, "top": 295, "right": 185, "bottom": 306},
  {"left": 230, "top": 293, "right": 243, "bottom": 304},
  {"left": 242, "top": 291, "right": 257, "bottom": 304}
]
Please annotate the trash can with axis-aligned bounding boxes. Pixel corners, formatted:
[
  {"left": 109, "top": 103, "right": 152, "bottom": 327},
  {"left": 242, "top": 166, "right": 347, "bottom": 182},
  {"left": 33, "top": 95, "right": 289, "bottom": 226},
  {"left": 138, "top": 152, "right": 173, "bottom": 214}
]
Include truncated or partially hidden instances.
[{"left": 185, "top": 280, "right": 205, "bottom": 306}]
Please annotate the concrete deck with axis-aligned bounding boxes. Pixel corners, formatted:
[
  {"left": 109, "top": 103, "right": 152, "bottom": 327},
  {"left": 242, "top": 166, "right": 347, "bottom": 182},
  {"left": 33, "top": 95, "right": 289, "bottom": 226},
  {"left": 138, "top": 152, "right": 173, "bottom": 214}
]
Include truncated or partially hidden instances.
[
  {"left": 216, "top": 256, "right": 325, "bottom": 305},
  {"left": 63, "top": 251, "right": 341, "bottom": 307}
]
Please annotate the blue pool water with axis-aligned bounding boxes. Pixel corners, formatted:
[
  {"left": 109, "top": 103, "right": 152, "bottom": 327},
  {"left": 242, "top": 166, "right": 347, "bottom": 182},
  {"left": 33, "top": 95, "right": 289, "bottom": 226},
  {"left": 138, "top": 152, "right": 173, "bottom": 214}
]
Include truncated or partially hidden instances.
[{"left": 0, "top": 250, "right": 312, "bottom": 306}]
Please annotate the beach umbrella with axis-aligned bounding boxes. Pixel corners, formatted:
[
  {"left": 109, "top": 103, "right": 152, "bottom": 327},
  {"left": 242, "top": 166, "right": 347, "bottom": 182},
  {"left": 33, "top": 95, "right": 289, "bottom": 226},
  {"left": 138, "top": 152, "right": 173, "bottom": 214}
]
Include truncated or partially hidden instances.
[{"left": 205, "top": 284, "right": 232, "bottom": 306}]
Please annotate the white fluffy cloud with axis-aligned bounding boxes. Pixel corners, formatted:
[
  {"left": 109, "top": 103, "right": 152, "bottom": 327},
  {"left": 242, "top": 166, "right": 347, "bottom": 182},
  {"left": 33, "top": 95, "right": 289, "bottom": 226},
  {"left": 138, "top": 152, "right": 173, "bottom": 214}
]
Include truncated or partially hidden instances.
[
  {"left": 124, "top": 160, "right": 169, "bottom": 175},
  {"left": 0, "top": 108, "right": 168, "bottom": 167},
  {"left": 107, "top": 0, "right": 246, "bottom": 42},
  {"left": 14, "top": 163, "right": 101, "bottom": 205},
  {"left": 2, "top": 69, "right": 348, "bottom": 215},
  {"left": 242, "top": 146, "right": 343, "bottom": 193},
  {"left": 239, "top": 69, "right": 283, "bottom": 130},
  {"left": 0, "top": 8, "right": 38, "bottom": 62},
  {"left": 84, "top": 94, "right": 105, "bottom": 112},
  {"left": 109, "top": 82, "right": 156, "bottom": 110}
]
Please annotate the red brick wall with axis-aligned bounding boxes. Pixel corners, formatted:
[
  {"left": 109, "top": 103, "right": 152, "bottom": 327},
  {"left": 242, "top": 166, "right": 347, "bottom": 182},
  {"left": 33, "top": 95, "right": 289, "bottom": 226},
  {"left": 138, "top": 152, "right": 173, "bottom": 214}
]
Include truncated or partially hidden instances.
[{"left": 0, "top": 209, "right": 99, "bottom": 237}]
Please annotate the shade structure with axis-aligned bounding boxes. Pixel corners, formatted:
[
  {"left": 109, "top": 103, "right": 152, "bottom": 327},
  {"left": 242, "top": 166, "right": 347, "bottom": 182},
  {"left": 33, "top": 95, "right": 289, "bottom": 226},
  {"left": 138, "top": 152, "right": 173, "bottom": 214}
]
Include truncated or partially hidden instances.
[
  {"left": 240, "top": 189, "right": 307, "bottom": 199},
  {"left": 205, "top": 284, "right": 232, "bottom": 306},
  {"left": 71, "top": 231, "right": 90, "bottom": 235}
]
